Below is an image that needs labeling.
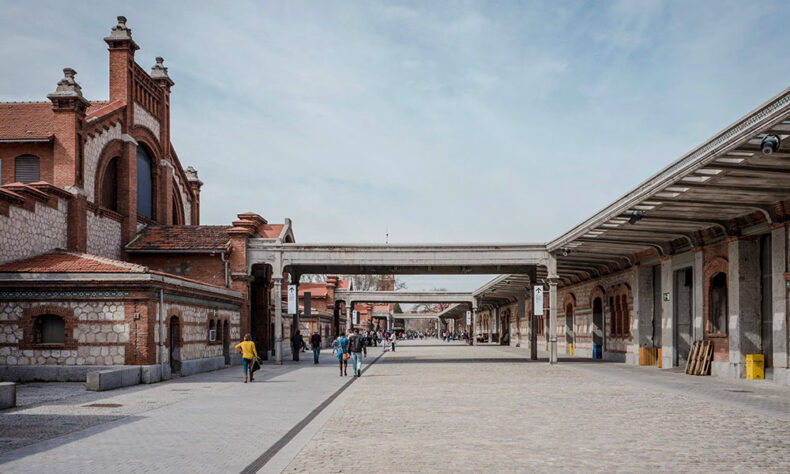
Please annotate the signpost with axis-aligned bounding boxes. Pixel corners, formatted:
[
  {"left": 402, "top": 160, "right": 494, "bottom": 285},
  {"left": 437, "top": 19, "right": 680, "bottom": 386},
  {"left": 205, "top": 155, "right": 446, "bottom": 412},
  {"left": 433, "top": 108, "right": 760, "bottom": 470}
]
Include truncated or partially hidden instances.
[
  {"left": 352, "top": 310, "right": 359, "bottom": 325},
  {"left": 466, "top": 310, "right": 472, "bottom": 326},
  {"left": 287, "top": 284, "right": 297, "bottom": 314},
  {"left": 533, "top": 285, "right": 544, "bottom": 315}
]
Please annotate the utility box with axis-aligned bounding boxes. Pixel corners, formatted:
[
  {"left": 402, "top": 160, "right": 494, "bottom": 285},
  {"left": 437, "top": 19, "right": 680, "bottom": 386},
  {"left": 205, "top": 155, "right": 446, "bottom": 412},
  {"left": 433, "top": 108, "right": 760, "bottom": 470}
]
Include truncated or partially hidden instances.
[
  {"left": 568, "top": 343, "right": 574, "bottom": 356},
  {"left": 593, "top": 344, "right": 602, "bottom": 360},
  {"left": 746, "top": 354, "right": 764, "bottom": 380}
]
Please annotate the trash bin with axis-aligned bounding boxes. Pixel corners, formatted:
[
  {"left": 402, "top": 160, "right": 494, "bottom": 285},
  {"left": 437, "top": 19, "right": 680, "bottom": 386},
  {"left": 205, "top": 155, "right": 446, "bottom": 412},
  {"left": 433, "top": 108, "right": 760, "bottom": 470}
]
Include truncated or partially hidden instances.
[
  {"left": 593, "top": 344, "right": 602, "bottom": 359},
  {"left": 746, "top": 354, "right": 764, "bottom": 380}
]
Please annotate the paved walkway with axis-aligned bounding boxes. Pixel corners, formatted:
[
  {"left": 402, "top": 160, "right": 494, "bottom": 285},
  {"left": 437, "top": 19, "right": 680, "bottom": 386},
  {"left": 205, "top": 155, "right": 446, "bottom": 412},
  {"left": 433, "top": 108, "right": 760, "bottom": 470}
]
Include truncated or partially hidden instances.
[
  {"left": 2, "top": 340, "right": 789, "bottom": 472},
  {"left": 282, "top": 341, "right": 790, "bottom": 472}
]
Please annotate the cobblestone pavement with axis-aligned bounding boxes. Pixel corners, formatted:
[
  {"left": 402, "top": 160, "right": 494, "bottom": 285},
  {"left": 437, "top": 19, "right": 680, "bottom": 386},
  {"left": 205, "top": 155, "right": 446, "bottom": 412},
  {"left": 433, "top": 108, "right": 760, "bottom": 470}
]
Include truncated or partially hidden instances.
[
  {"left": 283, "top": 340, "right": 790, "bottom": 473},
  {"left": 0, "top": 349, "right": 357, "bottom": 473}
]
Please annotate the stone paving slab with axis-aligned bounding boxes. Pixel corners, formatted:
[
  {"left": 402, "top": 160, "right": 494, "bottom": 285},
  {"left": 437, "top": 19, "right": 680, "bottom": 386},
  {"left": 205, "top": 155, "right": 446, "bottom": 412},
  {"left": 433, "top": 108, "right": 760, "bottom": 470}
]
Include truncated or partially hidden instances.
[
  {"left": 0, "top": 349, "right": 355, "bottom": 473},
  {"left": 283, "top": 340, "right": 790, "bottom": 473}
]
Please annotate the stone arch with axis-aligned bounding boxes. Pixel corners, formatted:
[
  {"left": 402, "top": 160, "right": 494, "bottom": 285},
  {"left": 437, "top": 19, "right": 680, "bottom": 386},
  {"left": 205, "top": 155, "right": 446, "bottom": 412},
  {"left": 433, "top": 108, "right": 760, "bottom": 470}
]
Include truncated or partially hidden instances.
[
  {"left": 704, "top": 257, "right": 729, "bottom": 336},
  {"left": 93, "top": 140, "right": 124, "bottom": 208},
  {"left": 132, "top": 127, "right": 164, "bottom": 221}
]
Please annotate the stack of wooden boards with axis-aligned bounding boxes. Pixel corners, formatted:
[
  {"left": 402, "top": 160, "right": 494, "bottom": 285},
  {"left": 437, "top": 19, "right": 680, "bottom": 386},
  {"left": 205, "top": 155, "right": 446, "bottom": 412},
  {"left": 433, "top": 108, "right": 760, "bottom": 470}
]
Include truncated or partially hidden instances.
[{"left": 685, "top": 340, "right": 713, "bottom": 375}]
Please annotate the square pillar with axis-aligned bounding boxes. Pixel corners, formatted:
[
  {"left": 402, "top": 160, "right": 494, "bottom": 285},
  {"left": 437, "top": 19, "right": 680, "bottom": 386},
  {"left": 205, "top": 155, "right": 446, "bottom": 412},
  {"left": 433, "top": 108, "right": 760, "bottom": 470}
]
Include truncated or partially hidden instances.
[
  {"left": 632, "top": 265, "right": 653, "bottom": 365},
  {"left": 273, "top": 277, "right": 283, "bottom": 364},
  {"left": 693, "top": 249, "right": 705, "bottom": 342},
  {"left": 660, "top": 257, "right": 674, "bottom": 368},
  {"left": 728, "top": 238, "right": 761, "bottom": 378},
  {"left": 516, "top": 291, "right": 526, "bottom": 348},
  {"left": 772, "top": 227, "right": 788, "bottom": 384}
]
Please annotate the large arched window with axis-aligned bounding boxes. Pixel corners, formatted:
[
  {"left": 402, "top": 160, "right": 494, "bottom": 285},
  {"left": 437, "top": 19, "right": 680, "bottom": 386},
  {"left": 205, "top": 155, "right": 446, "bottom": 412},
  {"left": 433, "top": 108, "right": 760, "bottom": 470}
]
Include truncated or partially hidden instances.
[
  {"left": 708, "top": 272, "right": 728, "bottom": 335},
  {"left": 172, "top": 186, "right": 185, "bottom": 225},
  {"left": 136, "top": 146, "right": 154, "bottom": 218},
  {"left": 34, "top": 314, "right": 65, "bottom": 344},
  {"left": 100, "top": 157, "right": 119, "bottom": 211},
  {"left": 15, "top": 154, "right": 40, "bottom": 183}
]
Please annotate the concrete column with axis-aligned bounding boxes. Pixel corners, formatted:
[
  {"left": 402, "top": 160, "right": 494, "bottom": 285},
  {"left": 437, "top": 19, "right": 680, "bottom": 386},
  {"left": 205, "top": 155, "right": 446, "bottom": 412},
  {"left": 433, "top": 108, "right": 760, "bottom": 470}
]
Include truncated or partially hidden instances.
[
  {"left": 693, "top": 249, "right": 705, "bottom": 342},
  {"left": 488, "top": 309, "right": 494, "bottom": 343},
  {"left": 516, "top": 291, "right": 526, "bottom": 348},
  {"left": 347, "top": 305, "right": 352, "bottom": 332},
  {"left": 471, "top": 308, "right": 477, "bottom": 346},
  {"left": 548, "top": 254, "right": 558, "bottom": 364},
  {"left": 660, "top": 258, "right": 674, "bottom": 368},
  {"left": 273, "top": 276, "right": 283, "bottom": 365},
  {"left": 771, "top": 227, "right": 788, "bottom": 384},
  {"left": 728, "top": 238, "right": 761, "bottom": 378},
  {"left": 632, "top": 265, "right": 653, "bottom": 365},
  {"left": 292, "top": 277, "right": 300, "bottom": 337}
]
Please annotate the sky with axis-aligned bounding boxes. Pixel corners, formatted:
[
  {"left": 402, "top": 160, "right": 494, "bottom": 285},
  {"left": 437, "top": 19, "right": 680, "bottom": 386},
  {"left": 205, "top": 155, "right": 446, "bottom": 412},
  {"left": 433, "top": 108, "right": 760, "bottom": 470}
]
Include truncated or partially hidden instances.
[{"left": 1, "top": 1, "right": 788, "bottom": 292}]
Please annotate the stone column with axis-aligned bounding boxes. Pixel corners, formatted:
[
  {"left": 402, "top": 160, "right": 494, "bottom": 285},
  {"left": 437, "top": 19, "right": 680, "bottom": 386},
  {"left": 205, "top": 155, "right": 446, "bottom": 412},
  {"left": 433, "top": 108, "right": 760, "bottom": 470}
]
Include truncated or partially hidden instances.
[
  {"left": 632, "top": 265, "right": 653, "bottom": 365},
  {"left": 548, "top": 254, "right": 558, "bottom": 364},
  {"left": 693, "top": 249, "right": 705, "bottom": 342},
  {"left": 516, "top": 291, "right": 525, "bottom": 348},
  {"left": 273, "top": 276, "right": 283, "bottom": 364},
  {"left": 660, "top": 257, "right": 674, "bottom": 368},
  {"left": 292, "top": 276, "right": 300, "bottom": 337},
  {"left": 771, "top": 227, "right": 788, "bottom": 384},
  {"left": 728, "top": 238, "right": 761, "bottom": 378},
  {"left": 487, "top": 309, "right": 493, "bottom": 343},
  {"left": 471, "top": 308, "right": 477, "bottom": 346}
]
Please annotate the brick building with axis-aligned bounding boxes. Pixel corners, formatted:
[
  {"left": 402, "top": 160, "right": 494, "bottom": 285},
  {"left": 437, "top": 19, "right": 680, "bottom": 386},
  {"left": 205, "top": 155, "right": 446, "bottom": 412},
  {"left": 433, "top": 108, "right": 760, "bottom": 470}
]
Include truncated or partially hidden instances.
[{"left": 0, "top": 17, "right": 288, "bottom": 381}]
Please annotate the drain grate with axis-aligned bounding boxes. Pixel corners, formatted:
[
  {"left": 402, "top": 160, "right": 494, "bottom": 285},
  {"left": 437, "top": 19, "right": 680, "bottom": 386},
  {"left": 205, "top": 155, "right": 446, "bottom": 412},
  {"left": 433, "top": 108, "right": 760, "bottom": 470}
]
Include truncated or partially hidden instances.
[
  {"left": 84, "top": 403, "right": 123, "bottom": 408},
  {"left": 726, "top": 389, "right": 753, "bottom": 393}
]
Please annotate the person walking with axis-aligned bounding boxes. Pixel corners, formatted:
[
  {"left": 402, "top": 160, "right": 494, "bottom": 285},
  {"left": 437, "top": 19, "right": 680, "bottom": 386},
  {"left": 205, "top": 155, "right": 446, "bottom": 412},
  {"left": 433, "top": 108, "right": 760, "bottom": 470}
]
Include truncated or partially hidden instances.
[
  {"left": 348, "top": 328, "right": 367, "bottom": 377},
  {"left": 334, "top": 333, "right": 349, "bottom": 376},
  {"left": 291, "top": 330, "right": 303, "bottom": 361},
  {"left": 390, "top": 331, "right": 397, "bottom": 352},
  {"left": 310, "top": 330, "right": 322, "bottom": 364},
  {"left": 234, "top": 334, "right": 258, "bottom": 383}
]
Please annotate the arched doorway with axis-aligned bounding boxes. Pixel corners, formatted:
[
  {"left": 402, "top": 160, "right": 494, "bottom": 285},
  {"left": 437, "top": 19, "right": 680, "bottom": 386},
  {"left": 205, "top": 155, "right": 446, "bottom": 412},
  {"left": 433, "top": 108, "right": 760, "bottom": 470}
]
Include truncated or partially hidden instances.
[
  {"left": 169, "top": 316, "right": 181, "bottom": 374},
  {"left": 222, "top": 320, "right": 230, "bottom": 365},
  {"left": 565, "top": 303, "right": 574, "bottom": 353},
  {"left": 592, "top": 297, "right": 603, "bottom": 359},
  {"left": 500, "top": 309, "right": 510, "bottom": 345}
]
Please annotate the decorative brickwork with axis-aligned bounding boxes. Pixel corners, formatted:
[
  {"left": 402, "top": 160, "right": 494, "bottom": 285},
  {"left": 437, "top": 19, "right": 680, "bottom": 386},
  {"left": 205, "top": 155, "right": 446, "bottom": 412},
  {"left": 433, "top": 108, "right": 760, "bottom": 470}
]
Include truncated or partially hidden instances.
[
  {"left": 84, "top": 122, "right": 122, "bottom": 202},
  {"left": 133, "top": 102, "right": 160, "bottom": 138}
]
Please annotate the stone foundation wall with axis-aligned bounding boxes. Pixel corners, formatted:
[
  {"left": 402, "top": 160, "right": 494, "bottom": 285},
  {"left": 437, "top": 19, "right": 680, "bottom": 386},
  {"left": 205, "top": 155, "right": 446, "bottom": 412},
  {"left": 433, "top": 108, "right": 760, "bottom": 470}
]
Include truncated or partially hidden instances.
[
  {"left": 161, "top": 302, "right": 240, "bottom": 363},
  {"left": 0, "top": 300, "right": 127, "bottom": 366}
]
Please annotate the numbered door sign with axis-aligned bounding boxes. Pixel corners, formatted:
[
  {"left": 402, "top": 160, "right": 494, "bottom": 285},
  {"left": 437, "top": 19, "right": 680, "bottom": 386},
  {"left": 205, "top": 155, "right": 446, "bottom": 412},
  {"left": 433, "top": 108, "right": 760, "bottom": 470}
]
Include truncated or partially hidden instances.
[
  {"left": 287, "top": 285, "right": 297, "bottom": 314},
  {"left": 466, "top": 310, "right": 472, "bottom": 326},
  {"left": 533, "top": 286, "right": 544, "bottom": 315}
]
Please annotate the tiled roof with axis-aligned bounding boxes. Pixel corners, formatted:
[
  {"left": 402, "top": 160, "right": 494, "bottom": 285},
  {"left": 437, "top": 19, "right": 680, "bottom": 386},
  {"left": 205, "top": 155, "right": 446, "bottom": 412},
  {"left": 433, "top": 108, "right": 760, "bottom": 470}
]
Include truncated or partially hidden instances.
[
  {"left": 0, "top": 102, "right": 54, "bottom": 140},
  {"left": 0, "top": 250, "right": 147, "bottom": 273},
  {"left": 87, "top": 100, "right": 123, "bottom": 120},
  {"left": 260, "top": 224, "right": 284, "bottom": 238},
  {"left": 126, "top": 226, "right": 232, "bottom": 251}
]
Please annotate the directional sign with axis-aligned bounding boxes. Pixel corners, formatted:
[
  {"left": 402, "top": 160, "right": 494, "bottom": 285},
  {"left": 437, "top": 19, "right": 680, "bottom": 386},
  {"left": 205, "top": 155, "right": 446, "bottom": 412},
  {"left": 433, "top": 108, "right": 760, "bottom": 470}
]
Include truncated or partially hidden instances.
[
  {"left": 287, "top": 284, "right": 297, "bottom": 314},
  {"left": 533, "top": 286, "right": 544, "bottom": 315},
  {"left": 352, "top": 310, "right": 359, "bottom": 325},
  {"left": 466, "top": 310, "right": 472, "bottom": 326}
]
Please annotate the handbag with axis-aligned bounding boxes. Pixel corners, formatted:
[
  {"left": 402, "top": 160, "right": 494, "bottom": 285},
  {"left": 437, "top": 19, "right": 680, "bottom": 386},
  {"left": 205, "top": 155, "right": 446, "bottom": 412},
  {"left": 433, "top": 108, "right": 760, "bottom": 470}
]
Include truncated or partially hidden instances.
[
  {"left": 251, "top": 357, "right": 262, "bottom": 373},
  {"left": 342, "top": 352, "right": 350, "bottom": 361}
]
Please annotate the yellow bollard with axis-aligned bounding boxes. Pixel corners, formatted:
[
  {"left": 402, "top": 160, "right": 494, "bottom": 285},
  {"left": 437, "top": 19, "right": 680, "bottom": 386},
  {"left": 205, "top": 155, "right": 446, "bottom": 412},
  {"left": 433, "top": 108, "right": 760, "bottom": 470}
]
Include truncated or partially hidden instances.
[
  {"left": 746, "top": 354, "right": 764, "bottom": 380},
  {"left": 569, "top": 343, "right": 573, "bottom": 356}
]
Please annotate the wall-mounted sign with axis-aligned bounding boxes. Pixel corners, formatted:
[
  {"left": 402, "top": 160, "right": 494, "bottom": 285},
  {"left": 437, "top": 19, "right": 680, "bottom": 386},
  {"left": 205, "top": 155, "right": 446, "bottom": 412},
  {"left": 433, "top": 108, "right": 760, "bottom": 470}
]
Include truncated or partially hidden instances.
[
  {"left": 533, "top": 286, "right": 544, "bottom": 315},
  {"left": 352, "top": 310, "right": 359, "bottom": 325},
  {"left": 466, "top": 311, "right": 472, "bottom": 326},
  {"left": 287, "top": 284, "right": 297, "bottom": 314},
  {"left": 662, "top": 292, "right": 670, "bottom": 302}
]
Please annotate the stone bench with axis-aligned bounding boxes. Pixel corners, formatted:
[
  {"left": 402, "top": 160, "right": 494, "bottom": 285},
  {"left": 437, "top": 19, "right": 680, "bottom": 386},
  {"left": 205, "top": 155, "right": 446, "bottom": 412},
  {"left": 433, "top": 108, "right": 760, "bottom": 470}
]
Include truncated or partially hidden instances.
[
  {"left": 179, "top": 356, "right": 225, "bottom": 377},
  {"left": 0, "top": 382, "right": 15, "bottom": 409},
  {"left": 86, "top": 366, "right": 141, "bottom": 391}
]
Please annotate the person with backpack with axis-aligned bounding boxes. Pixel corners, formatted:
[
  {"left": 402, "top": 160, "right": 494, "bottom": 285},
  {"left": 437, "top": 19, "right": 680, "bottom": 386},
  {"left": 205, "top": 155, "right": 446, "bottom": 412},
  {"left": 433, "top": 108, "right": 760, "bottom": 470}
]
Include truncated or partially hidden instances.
[
  {"left": 291, "top": 330, "right": 303, "bottom": 361},
  {"left": 310, "top": 330, "right": 322, "bottom": 364},
  {"left": 347, "top": 328, "right": 367, "bottom": 377},
  {"left": 333, "top": 332, "right": 349, "bottom": 376},
  {"left": 234, "top": 333, "right": 258, "bottom": 383}
]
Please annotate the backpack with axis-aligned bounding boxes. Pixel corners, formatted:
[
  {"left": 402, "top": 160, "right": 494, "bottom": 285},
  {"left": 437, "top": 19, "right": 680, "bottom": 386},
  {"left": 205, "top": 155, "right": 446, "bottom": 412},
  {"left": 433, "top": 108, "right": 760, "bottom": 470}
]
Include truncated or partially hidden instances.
[{"left": 348, "top": 335, "right": 364, "bottom": 353}]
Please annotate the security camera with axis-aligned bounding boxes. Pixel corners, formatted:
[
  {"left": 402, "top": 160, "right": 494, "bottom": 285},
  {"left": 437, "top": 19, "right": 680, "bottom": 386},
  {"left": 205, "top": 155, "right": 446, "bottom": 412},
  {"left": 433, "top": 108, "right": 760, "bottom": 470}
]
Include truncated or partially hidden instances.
[
  {"left": 505, "top": 279, "right": 511, "bottom": 284},
  {"left": 628, "top": 210, "right": 644, "bottom": 225},
  {"left": 561, "top": 247, "right": 571, "bottom": 257},
  {"left": 761, "top": 135, "right": 780, "bottom": 155}
]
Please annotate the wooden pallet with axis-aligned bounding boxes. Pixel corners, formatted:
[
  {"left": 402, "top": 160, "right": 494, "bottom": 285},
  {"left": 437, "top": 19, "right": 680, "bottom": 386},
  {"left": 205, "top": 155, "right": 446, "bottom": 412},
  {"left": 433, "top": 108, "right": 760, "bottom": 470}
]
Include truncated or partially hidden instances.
[{"left": 685, "top": 341, "right": 713, "bottom": 375}]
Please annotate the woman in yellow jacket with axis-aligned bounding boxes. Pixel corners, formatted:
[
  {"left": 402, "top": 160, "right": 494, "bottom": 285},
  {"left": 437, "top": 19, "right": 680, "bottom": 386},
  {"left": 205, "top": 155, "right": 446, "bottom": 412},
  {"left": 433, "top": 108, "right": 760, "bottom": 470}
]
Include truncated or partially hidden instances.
[{"left": 235, "top": 334, "right": 258, "bottom": 383}]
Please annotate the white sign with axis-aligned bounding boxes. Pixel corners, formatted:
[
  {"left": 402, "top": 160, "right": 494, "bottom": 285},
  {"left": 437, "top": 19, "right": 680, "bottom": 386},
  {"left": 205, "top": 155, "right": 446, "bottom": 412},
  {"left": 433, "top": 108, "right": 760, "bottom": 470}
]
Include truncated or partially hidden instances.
[
  {"left": 352, "top": 310, "right": 359, "bottom": 325},
  {"left": 466, "top": 310, "right": 472, "bottom": 326},
  {"left": 533, "top": 286, "right": 544, "bottom": 315},
  {"left": 287, "top": 284, "right": 297, "bottom": 314}
]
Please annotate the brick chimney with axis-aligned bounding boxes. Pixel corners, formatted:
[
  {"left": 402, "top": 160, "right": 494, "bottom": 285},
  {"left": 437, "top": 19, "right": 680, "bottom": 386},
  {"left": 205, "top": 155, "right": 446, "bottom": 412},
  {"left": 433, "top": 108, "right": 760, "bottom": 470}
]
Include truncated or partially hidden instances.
[{"left": 104, "top": 16, "right": 139, "bottom": 106}]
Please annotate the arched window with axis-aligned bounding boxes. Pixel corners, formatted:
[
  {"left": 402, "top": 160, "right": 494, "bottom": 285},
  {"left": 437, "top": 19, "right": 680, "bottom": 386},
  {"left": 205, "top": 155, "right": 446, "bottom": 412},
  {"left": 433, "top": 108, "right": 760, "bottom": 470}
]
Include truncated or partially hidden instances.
[
  {"left": 620, "top": 294, "right": 629, "bottom": 337},
  {"left": 100, "top": 157, "right": 118, "bottom": 211},
  {"left": 15, "top": 154, "right": 40, "bottom": 183},
  {"left": 136, "top": 146, "right": 154, "bottom": 218},
  {"left": 172, "top": 187, "right": 184, "bottom": 225},
  {"left": 708, "top": 272, "right": 728, "bottom": 334},
  {"left": 34, "top": 314, "right": 65, "bottom": 344}
]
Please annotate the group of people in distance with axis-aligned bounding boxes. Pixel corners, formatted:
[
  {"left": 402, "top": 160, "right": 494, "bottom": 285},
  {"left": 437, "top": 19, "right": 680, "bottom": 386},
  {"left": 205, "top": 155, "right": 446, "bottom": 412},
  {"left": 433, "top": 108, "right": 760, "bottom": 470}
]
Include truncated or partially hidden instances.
[
  {"left": 441, "top": 331, "right": 469, "bottom": 342},
  {"left": 233, "top": 328, "right": 400, "bottom": 382}
]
